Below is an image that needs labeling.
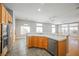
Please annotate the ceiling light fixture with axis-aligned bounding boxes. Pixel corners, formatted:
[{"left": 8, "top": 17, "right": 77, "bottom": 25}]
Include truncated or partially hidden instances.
[{"left": 38, "top": 8, "right": 41, "bottom": 12}]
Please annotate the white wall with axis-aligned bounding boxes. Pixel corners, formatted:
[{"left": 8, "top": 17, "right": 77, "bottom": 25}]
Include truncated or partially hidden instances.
[{"left": 15, "top": 19, "right": 53, "bottom": 38}]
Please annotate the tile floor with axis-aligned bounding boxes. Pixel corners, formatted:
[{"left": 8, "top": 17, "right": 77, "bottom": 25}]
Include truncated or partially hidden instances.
[
  {"left": 6, "top": 38, "right": 51, "bottom": 56},
  {"left": 6, "top": 36, "right": 79, "bottom": 56}
]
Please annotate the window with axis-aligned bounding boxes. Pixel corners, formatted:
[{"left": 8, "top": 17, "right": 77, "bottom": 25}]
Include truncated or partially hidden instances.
[
  {"left": 36, "top": 23, "right": 42, "bottom": 26},
  {"left": 52, "top": 25, "right": 55, "bottom": 34},
  {"left": 21, "top": 25, "right": 30, "bottom": 35},
  {"left": 61, "top": 24, "right": 68, "bottom": 35},
  {"left": 69, "top": 23, "right": 78, "bottom": 27},
  {"left": 59, "top": 23, "right": 79, "bottom": 35},
  {"left": 36, "top": 27, "right": 43, "bottom": 33},
  {"left": 36, "top": 23, "right": 43, "bottom": 33},
  {"left": 69, "top": 23, "right": 78, "bottom": 35}
]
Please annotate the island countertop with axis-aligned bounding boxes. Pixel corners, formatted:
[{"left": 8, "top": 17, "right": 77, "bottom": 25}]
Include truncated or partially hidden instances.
[{"left": 27, "top": 33, "right": 67, "bottom": 41}]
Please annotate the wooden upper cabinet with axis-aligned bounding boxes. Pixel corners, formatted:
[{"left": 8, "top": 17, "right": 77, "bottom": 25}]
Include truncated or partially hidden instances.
[
  {"left": 0, "top": 4, "right": 12, "bottom": 24},
  {"left": 8, "top": 14, "right": 12, "bottom": 23},
  {"left": 1, "top": 4, "right": 6, "bottom": 24},
  {"left": 5, "top": 10, "right": 9, "bottom": 24},
  {"left": 0, "top": 4, "right": 2, "bottom": 23},
  {"left": 2, "top": 6, "right": 6, "bottom": 23}
]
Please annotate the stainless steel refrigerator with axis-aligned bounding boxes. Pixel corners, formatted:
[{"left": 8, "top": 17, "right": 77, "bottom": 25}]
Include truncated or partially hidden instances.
[
  {"left": 0, "top": 24, "right": 8, "bottom": 55},
  {"left": 7, "top": 23, "right": 13, "bottom": 51}
]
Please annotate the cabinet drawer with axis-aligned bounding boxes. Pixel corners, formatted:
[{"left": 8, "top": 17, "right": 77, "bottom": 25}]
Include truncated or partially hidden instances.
[
  {"left": 43, "top": 43, "right": 48, "bottom": 45},
  {"left": 42, "top": 40, "right": 48, "bottom": 43}
]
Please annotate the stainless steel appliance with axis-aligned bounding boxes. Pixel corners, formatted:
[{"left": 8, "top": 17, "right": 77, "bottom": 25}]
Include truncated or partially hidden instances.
[
  {"left": 0, "top": 23, "right": 12, "bottom": 55},
  {"left": 7, "top": 23, "right": 12, "bottom": 51},
  {"left": 2, "top": 24, "right": 8, "bottom": 50},
  {"left": 0, "top": 24, "right": 8, "bottom": 55}
]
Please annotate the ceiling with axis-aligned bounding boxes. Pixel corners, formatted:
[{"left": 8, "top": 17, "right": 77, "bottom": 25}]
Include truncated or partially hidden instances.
[{"left": 4, "top": 3, "right": 79, "bottom": 24}]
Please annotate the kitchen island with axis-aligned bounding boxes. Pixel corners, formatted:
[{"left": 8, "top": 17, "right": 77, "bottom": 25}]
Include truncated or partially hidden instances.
[{"left": 27, "top": 33, "right": 68, "bottom": 56}]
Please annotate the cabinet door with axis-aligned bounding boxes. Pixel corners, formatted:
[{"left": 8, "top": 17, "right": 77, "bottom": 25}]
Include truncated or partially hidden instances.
[
  {"left": 32, "top": 36, "right": 37, "bottom": 47},
  {"left": 5, "top": 11, "right": 8, "bottom": 24},
  {"left": 8, "top": 14, "right": 12, "bottom": 23},
  {"left": 0, "top": 4, "right": 2, "bottom": 23},
  {"left": 8, "top": 14, "right": 10, "bottom": 23},
  {"left": 42, "top": 37, "right": 48, "bottom": 49},
  {"left": 2, "top": 6, "right": 6, "bottom": 24},
  {"left": 30, "top": 36, "right": 34, "bottom": 47},
  {"left": 34, "top": 37, "right": 38, "bottom": 47},
  {"left": 58, "top": 40, "right": 66, "bottom": 56},
  {"left": 38, "top": 37, "right": 43, "bottom": 48}
]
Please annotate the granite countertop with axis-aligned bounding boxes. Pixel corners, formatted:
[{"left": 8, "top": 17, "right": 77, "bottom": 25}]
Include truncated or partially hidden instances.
[{"left": 27, "top": 33, "right": 67, "bottom": 41}]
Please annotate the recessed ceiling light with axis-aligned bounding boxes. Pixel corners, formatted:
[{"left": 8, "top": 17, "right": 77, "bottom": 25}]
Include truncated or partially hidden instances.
[{"left": 38, "top": 8, "right": 41, "bottom": 12}]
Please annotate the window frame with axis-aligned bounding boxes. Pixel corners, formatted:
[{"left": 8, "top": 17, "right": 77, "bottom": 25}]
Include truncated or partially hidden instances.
[
  {"left": 51, "top": 25, "right": 56, "bottom": 34},
  {"left": 36, "top": 23, "right": 43, "bottom": 33},
  {"left": 20, "top": 25, "right": 30, "bottom": 35}
]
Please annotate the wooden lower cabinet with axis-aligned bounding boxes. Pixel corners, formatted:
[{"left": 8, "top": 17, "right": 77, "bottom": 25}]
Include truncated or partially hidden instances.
[
  {"left": 28, "top": 36, "right": 48, "bottom": 49},
  {"left": 37, "top": 42, "right": 42, "bottom": 48},
  {"left": 42, "top": 43, "right": 48, "bottom": 49},
  {"left": 28, "top": 36, "right": 67, "bottom": 56},
  {"left": 58, "top": 40, "right": 67, "bottom": 56}
]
